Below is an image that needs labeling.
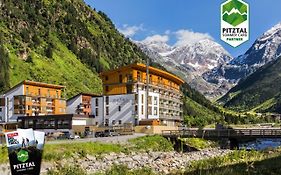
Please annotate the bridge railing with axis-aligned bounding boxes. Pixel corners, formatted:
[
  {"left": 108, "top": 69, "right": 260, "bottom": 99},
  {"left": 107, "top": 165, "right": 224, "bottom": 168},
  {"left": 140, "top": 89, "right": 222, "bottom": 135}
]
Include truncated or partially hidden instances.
[{"left": 162, "top": 129, "right": 281, "bottom": 138}]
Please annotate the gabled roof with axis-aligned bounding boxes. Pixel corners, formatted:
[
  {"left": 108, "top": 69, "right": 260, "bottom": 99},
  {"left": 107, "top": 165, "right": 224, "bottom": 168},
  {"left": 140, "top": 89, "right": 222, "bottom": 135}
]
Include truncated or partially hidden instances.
[
  {"left": 1, "top": 80, "right": 65, "bottom": 96},
  {"left": 67, "top": 92, "right": 102, "bottom": 102}
]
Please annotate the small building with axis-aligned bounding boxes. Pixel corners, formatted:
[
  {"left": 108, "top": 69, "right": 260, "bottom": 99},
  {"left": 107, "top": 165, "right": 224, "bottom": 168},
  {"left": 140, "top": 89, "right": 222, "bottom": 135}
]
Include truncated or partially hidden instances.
[
  {"left": 66, "top": 93, "right": 100, "bottom": 116},
  {"left": 0, "top": 80, "right": 66, "bottom": 123},
  {"left": 17, "top": 114, "right": 95, "bottom": 135}
]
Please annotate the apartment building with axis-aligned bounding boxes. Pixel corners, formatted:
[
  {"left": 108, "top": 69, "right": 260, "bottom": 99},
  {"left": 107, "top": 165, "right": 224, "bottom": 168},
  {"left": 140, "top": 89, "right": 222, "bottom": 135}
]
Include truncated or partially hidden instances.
[
  {"left": 0, "top": 80, "right": 66, "bottom": 122},
  {"left": 98, "top": 63, "right": 185, "bottom": 126}
]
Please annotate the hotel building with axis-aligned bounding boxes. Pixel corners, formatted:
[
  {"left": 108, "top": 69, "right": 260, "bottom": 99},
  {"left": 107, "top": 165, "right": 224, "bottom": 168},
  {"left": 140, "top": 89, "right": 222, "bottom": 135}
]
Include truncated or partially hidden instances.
[
  {"left": 0, "top": 80, "right": 66, "bottom": 122},
  {"left": 91, "top": 63, "right": 185, "bottom": 127}
]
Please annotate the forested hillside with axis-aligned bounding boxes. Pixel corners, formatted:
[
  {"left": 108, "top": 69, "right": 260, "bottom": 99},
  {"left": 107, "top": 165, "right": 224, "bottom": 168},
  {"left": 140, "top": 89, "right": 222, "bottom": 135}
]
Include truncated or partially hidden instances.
[
  {"left": 0, "top": 0, "right": 147, "bottom": 97},
  {"left": 220, "top": 56, "right": 281, "bottom": 113}
]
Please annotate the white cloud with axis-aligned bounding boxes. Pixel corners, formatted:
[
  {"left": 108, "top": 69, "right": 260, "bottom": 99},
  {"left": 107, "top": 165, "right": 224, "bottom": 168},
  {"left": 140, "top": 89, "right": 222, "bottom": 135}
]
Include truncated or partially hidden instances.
[
  {"left": 141, "top": 34, "right": 169, "bottom": 44},
  {"left": 118, "top": 24, "right": 144, "bottom": 37},
  {"left": 174, "top": 29, "right": 213, "bottom": 46},
  {"left": 164, "top": 30, "right": 171, "bottom": 35}
]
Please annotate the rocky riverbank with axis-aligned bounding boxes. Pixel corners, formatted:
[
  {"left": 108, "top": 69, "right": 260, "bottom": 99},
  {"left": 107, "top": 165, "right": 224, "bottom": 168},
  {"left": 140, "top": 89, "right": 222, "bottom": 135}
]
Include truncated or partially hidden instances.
[
  {"left": 0, "top": 148, "right": 232, "bottom": 175},
  {"left": 45, "top": 148, "right": 232, "bottom": 174}
]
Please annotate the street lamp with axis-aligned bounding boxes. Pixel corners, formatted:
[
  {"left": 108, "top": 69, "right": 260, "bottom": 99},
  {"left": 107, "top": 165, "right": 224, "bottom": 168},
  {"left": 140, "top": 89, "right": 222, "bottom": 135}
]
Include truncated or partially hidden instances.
[{"left": 146, "top": 57, "right": 149, "bottom": 120}]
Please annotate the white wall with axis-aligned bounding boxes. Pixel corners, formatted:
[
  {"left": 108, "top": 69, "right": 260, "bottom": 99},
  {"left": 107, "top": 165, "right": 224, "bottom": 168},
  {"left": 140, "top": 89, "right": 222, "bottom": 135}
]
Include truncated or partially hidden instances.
[
  {"left": 72, "top": 119, "right": 87, "bottom": 126},
  {"left": 137, "top": 90, "right": 159, "bottom": 121},
  {"left": 91, "top": 97, "right": 104, "bottom": 126},
  {"left": 104, "top": 94, "right": 135, "bottom": 126},
  {"left": 3, "top": 85, "right": 24, "bottom": 122},
  {"left": 66, "top": 95, "right": 82, "bottom": 114},
  {"left": 0, "top": 107, "right": 4, "bottom": 122}
]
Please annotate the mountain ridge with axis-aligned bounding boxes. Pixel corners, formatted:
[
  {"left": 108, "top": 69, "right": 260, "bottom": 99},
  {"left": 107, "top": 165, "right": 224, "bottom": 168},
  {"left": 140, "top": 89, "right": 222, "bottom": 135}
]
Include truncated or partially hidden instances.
[
  {"left": 136, "top": 38, "right": 233, "bottom": 98},
  {"left": 204, "top": 22, "right": 281, "bottom": 100}
]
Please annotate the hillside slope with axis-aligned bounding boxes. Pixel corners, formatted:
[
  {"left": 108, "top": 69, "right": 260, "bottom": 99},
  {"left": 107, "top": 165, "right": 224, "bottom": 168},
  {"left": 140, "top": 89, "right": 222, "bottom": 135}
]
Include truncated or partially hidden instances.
[
  {"left": 220, "top": 56, "right": 281, "bottom": 113},
  {"left": 0, "top": 0, "right": 147, "bottom": 97}
]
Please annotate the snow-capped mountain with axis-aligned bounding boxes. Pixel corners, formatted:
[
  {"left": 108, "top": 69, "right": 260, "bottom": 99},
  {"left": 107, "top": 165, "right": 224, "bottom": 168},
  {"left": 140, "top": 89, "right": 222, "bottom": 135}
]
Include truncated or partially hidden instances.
[
  {"left": 223, "top": 8, "right": 247, "bottom": 16},
  {"left": 204, "top": 22, "right": 281, "bottom": 91},
  {"left": 135, "top": 38, "right": 233, "bottom": 98}
]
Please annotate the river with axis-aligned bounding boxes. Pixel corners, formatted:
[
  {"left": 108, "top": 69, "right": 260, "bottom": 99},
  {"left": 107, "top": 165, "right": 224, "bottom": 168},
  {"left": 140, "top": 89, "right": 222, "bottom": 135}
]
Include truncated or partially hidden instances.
[{"left": 240, "top": 138, "right": 281, "bottom": 150}]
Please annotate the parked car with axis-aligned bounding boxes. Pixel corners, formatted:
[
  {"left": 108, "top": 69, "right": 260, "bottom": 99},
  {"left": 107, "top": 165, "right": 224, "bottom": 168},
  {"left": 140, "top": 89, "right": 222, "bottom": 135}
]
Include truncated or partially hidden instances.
[
  {"left": 74, "top": 135, "right": 80, "bottom": 139},
  {"left": 68, "top": 135, "right": 75, "bottom": 139},
  {"left": 94, "top": 131, "right": 104, "bottom": 137},
  {"left": 104, "top": 129, "right": 119, "bottom": 137},
  {"left": 95, "top": 130, "right": 119, "bottom": 137}
]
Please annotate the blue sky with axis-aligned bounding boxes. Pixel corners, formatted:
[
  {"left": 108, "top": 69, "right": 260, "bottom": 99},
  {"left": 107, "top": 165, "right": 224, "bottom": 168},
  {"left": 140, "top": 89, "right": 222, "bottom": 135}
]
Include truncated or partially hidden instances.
[{"left": 85, "top": 0, "right": 281, "bottom": 57}]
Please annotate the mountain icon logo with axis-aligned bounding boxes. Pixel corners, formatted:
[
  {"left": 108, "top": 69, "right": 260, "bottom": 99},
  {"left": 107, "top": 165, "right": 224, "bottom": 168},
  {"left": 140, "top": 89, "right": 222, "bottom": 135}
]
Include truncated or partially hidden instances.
[
  {"left": 17, "top": 149, "right": 29, "bottom": 163},
  {"left": 222, "top": 0, "right": 248, "bottom": 27}
]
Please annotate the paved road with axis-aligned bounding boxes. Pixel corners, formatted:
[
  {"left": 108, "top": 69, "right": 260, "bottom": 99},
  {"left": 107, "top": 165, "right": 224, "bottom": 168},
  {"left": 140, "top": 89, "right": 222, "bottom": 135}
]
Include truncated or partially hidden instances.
[{"left": 46, "top": 133, "right": 147, "bottom": 145}]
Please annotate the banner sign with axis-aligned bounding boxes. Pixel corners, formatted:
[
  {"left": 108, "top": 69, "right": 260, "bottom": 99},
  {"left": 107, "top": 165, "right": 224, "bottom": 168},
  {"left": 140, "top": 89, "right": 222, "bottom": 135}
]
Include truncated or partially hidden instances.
[{"left": 5, "top": 129, "right": 45, "bottom": 175}]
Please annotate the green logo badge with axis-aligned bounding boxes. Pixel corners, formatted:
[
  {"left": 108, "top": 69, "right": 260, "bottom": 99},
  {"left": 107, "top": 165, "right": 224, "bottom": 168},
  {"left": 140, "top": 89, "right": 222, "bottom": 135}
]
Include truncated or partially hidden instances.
[
  {"left": 221, "top": 0, "right": 249, "bottom": 47},
  {"left": 17, "top": 150, "right": 29, "bottom": 162},
  {"left": 222, "top": 0, "right": 247, "bottom": 27}
]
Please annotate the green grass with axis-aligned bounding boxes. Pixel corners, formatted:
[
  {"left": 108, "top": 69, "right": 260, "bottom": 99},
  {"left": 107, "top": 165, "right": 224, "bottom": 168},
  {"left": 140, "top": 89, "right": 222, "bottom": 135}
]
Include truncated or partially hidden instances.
[
  {"left": 181, "top": 138, "right": 218, "bottom": 150},
  {"left": 0, "top": 146, "right": 8, "bottom": 163},
  {"left": 177, "top": 148, "right": 281, "bottom": 175},
  {"left": 251, "top": 98, "right": 276, "bottom": 113},
  {"left": 43, "top": 142, "right": 124, "bottom": 161},
  {"left": 47, "top": 164, "right": 87, "bottom": 175},
  {"left": 94, "top": 164, "right": 156, "bottom": 175},
  {"left": 128, "top": 135, "right": 174, "bottom": 152},
  {"left": 48, "top": 164, "right": 156, "bottom": 175}
]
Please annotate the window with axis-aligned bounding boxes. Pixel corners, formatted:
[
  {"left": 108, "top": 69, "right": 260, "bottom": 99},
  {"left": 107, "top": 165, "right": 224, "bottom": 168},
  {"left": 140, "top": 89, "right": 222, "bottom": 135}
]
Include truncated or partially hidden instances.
[
  {"left": 25, "top": 86, "right": 29, "bottom": 95},
  {"left": 0, "top": 108, "right": 2, "bottom": 112},
  {"left": 149, "top": 75, "right": 152, "bottom": 84},
  {"left": 141, "top": 94, "right": 144, "bottom": 104},
  {"left": 118, "top": 106, "right": 121, "bottom": 111},
  {"left": 137, "top": 71, "right": 141, "bottom": 81},
  {"left": 106, "top": 106, "right": 109, "bottom": 115},
  {"left": 148, "top": 96, "right": 152, "bottom": 105},
  {"left": 56, "top": 90, "right": 59, "bottom": 98},
  {"left": 148, "top": 107, "right": 152, "bottom": 115},
  {"left": 95, "top": 108, "right": 99, "bottom": 116},
  {"left": 105, "top": 76, "right": 108, "bottom": 81},
  {"left": 119, "top": 74, "right": 123, "bottom": 83},
  {"left": 154, "top": 97, "right": 158, "bottom": 105},
  {"left": 106, "top": 96, "right": 109, "bottom": 105},
  {"left": 95, "top": 98, "right": 99, "bottom": 106},
  {"left": 47, "top": 89, "right": 50, "bottom": 97},
  {"left": 126, "top": 85, "right": 132, "bottom": 93},
  {"left": 38, "top": 88, "right": 41, "bottom": 96},
  {"left": 112, "top": 120, "right": 116, "bottom": 125},
  {"left": 141, "top": 106, "right": 144, "bottom": 115},
  {"left": 127, "top": 74, "right": 133, "bottom": 82},
  {"left": 118, "top": 120, "right": 122, "bottom": 125},
  {"left": 154, "top": 107, "right": 158, "bottom": 115},
  {"left": 135, "top": 94, "right": 138, "bottom": 103},
  {"left": 96, "top": 122, "right": 99, "bottom": 125},
  {"left": 105, "top": 119, "right": 109, "bottom": 125},
  {"left": 135, "top": 105, "right": 138, "bottom": 113},
  {"left": 105, "top": 86, "right": 109, "bottom": 92},
  {"left": 0, "top": 98, "right": 5, "bottom": 106}
]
